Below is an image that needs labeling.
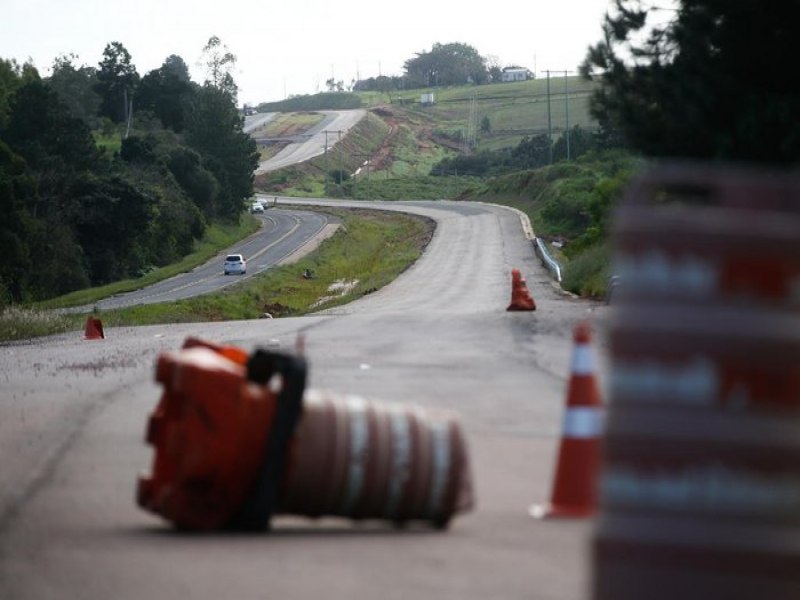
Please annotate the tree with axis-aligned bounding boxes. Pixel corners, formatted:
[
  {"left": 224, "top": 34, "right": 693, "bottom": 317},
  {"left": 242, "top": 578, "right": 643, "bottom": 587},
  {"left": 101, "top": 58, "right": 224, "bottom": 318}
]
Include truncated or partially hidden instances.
[
  {"left": 95, "top": 42, "right": 139, "bottom": 127},
  {"left": 0, "top": 139, "right": 37, "bottom": 302},
  {"left": 167, "top": 145, "right": 219, "bottom": 218},
  {"left": 485, "top": 55, "right": 503, "bottom": 83},
  {"left": 162, "top": 54, "right": 191, "bottom": 83},
  {"left": 185, "top": 84, "right": 257, "bottom": 220},
  {"left": 2, "top": 78, "right": 100, "bottom": 177},
  {"left": 200, "top": 36, "right": 238, "bottom": 102},
  {"left": 553, "top": 125, "right": 598, "bottom": 162},
  {"left": 0, "top": 58, "right": 38, "bottom": 129},
  {"left": 581, "top": 1, "right": 800, "bottom": 164},
  {"left": 325, "top": 78, "right": 344, "bottom": 92},
  {"left": 404, "top": 43, "right": 489, "bottom": 88},
  {"left": 48, "top": 54, "right": 101, "bottom": 126},
  {"left": 511, "top": 134, "right": 552, "bottom": 169},
  {"left": 68, "top": 173, "right": 157, "bottom": 283},
  {"left": 137, "top": 56, "right": 195, "bottom": 132}
]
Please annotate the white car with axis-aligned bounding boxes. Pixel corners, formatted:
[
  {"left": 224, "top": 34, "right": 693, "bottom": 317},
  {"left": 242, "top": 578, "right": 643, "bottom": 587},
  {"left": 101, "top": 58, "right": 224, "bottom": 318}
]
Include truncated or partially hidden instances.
[
  {"left": 250, "top": 202, "right": 264, "bottom": 214},
  {"left": 223, "top": 254, "right": 247, "bottom": 275}
]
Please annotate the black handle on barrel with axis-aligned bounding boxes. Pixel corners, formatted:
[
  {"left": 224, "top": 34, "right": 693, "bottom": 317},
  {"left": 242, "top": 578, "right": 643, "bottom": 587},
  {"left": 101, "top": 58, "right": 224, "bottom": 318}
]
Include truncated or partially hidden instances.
[{"left": 227, "top": 348, "right": 308, "bottom": 531}]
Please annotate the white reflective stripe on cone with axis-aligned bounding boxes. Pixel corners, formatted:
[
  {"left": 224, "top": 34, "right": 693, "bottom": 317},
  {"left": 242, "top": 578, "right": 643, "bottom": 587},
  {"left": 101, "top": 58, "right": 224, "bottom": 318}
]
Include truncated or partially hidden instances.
[
  {"left": 562, "top": 406, "right": 604, "bottom": 439},
  {"left": 340, "top": 395, "right": 369, "bottom": 515},
  {"left": 571, "top": 344, "right": 595, "bottom": 376}
]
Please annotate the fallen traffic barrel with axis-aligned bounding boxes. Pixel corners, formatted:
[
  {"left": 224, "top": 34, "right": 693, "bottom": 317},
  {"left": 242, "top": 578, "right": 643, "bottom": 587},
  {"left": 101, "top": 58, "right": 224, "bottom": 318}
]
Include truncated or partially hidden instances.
[
  {"left": 137, "top": 338, "right": 474, "bottom": 531},
  {"left": 593, "top": 163, "right": 800, "bottom": 599}
]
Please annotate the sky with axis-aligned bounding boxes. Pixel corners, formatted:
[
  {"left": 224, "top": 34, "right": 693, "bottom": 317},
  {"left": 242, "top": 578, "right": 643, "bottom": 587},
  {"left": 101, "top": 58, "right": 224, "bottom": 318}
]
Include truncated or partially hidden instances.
[{"left": 0, "top": 0, "right": 613, "bottom": 106}]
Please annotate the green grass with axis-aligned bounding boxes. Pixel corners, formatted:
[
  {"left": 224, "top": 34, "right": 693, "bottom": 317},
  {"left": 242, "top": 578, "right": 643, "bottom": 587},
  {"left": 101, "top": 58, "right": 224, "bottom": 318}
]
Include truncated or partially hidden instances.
[
  {"left": 349, "top": 175, "right": 482, "bottom": 200},
  {"left": 94, "top": 131, "right": 122, "bottom": 154},
  {"left": 0, "top": 306, "right": 75, "bottom": 341},
  {"left": 561, "top": 241, "right": 613, "bottom": 298},
  {"left": 36, "top": 215, "right": 261, "bottom": 310},
  {"left": 373, "top": 77, "right": 598, "bottom": 152},
  {"left": 251, "top": 112, "right": 326, "bottom": 138}
]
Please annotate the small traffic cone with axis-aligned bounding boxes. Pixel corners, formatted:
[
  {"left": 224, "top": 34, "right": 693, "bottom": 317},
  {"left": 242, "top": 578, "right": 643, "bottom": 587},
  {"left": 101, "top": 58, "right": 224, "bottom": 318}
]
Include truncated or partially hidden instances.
[
  {"left": 506, "top": 268, "right": 536, "bottom": 311},
  {"left": 530, "top": 321, "right": 603, "bottom": 518},
  {"left": 83, "top": 316, "right": 105, "bottom": 340}
]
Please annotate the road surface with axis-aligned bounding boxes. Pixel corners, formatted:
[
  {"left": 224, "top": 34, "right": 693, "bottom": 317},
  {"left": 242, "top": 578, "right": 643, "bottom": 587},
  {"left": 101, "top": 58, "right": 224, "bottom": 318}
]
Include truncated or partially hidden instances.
[
  {"left": 255, "top": 110, "right": 367, "bottom": 174},
  {"left": 67, "top": 208, "right": 333, "bottom": 312},
  {"left": 243, "top": 112, "right": 277, "bottom": 133},
  {"left": 0, "top": 198, "right": 610, "bottom": 600}
]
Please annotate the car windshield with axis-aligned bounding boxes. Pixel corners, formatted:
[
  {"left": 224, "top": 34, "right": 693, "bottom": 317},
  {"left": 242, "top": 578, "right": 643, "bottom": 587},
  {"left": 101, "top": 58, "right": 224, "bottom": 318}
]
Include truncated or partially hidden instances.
[{"left": 225, "top": 255, "right": 242, "bottom": 262}]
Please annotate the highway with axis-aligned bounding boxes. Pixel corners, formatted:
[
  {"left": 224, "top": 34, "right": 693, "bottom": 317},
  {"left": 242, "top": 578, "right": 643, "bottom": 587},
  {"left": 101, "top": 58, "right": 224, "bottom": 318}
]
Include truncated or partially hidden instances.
[
  {"left": 67, "top": 208, "right": 334, "bottom": 312},
  {"left": 254, "top": 110, "right": 367, "bottom": 174},
  {"left": 0, "top": 197, "right": 610, "bottom": 599}
]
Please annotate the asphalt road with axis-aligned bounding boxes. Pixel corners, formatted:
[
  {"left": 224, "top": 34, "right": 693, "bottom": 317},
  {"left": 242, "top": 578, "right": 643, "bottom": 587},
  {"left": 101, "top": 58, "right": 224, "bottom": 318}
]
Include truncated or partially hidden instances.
[
  {"left": 255, "top": 110, "right": 367, "bottom": 174},
  {"left": 70, "top": 208, "right": 332, "bottom": 312},
  {"left": 243, "top": 112, "right": 277, "bottom": 133},
  {"left": 0, "top": 199, "right": 611, "bottom": 600}
]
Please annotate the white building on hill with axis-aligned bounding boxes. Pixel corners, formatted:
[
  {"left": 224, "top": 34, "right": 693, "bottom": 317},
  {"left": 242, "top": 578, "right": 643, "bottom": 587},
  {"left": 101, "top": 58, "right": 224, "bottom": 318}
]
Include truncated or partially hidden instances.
[{"left": 501, "top": 67, "right": 532, "bottom": 82}]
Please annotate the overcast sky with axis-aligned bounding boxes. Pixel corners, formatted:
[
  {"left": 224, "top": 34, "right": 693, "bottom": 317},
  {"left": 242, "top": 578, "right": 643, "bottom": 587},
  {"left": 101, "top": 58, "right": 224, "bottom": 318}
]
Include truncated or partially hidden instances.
[{"left": 1, "top": 0, "right": 612, "bottom": 106}]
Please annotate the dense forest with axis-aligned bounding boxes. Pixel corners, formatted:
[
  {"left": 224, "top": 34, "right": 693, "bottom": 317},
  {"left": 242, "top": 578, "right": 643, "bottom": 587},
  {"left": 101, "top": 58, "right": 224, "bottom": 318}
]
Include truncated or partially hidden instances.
[{"left": 0, "top": 37, "right": 257, "bottom": 305}]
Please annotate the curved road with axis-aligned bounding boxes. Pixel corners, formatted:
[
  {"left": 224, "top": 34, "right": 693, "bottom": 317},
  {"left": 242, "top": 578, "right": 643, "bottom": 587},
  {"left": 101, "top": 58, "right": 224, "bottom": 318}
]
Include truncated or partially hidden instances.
[
  {"left": 0, "top": 198, "right": 610, "bottom": 600},
  {"left": 73, "top": 208, "right": 332, "bottom": 311}
]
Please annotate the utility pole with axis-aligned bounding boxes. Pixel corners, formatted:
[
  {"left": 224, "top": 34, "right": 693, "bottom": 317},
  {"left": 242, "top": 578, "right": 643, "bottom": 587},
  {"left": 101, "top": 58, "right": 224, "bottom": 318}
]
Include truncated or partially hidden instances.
[
  {"left": 337, "top": 130, "right": 343, "bottom": 192},
  {"left": 545, "top": 70, "right": 553, "bottom": 164},
  {"left": 564, "top": 70, "right": 571, "bottom": 160},
  {"left": 324, "top": 130, "right": 329, "bottom": 171}
]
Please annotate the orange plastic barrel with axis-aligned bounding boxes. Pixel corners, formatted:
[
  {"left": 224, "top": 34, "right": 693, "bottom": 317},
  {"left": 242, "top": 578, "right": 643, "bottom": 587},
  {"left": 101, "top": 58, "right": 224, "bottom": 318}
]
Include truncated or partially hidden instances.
[{"left": 594, "top": 164, "right": 800, "bottom": 599}]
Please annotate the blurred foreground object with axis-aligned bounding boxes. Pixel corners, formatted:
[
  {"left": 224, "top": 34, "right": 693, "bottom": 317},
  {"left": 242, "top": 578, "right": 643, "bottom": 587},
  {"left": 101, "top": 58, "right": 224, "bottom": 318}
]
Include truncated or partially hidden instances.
[
  {"left": 137, "top": 337, "right": 474, "bottom": 531},
  {"left": 594, "top": 163, "right": 800, "bottom": 599}
]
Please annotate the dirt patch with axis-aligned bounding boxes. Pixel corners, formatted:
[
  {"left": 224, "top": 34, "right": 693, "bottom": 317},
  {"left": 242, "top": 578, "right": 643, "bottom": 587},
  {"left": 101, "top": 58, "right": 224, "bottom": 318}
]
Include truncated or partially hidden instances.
[
  {"left": 261, "top": 302, "right": 292, "bottom": 318},
  {"left": 310, "top": 279, "right": 360, "bottom": 309}
]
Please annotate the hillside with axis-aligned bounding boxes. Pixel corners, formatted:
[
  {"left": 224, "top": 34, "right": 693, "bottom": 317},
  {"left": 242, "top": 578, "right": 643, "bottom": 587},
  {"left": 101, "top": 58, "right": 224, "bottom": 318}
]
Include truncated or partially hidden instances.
[
  {"left": 254, "top": 77, "right": 599, "bottom": 197},
  {"left": 368, "top": 76, "right": 598, "bottom": 152},
  {"left": 251, "top": 77, "right": 635, "bottom": 300}
]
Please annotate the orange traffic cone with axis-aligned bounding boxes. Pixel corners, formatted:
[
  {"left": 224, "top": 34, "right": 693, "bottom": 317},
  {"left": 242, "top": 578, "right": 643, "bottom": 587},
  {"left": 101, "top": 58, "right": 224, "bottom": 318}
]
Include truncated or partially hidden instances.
[
  {"left": 83, "top": 316, "right": 105, "bottom": 340},
  {"left": 530, "top": 321, "right": 603, "bottom": 518},
  {"left": 506, "top": 268, "right": 536, "bottom": 311}
]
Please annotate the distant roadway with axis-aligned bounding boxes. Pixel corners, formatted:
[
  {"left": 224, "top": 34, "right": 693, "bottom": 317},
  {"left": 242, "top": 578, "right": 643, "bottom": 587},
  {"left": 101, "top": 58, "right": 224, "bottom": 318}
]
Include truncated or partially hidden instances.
[
  {"left": 254, "top": 109, "right": 366, "bottom": 173},
  {"left": 68, "top": 208, "right": 333, "bottom": 312}
]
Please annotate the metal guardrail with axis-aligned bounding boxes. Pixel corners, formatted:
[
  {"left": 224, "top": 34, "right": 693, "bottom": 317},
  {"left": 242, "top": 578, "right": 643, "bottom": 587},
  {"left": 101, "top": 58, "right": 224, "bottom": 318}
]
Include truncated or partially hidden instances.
[
  {"left": 481, "top": 202, "right": 562, "bottom": 284},
  {"left": 534, "top": 238, "right": 562, "bottom": 283}
]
